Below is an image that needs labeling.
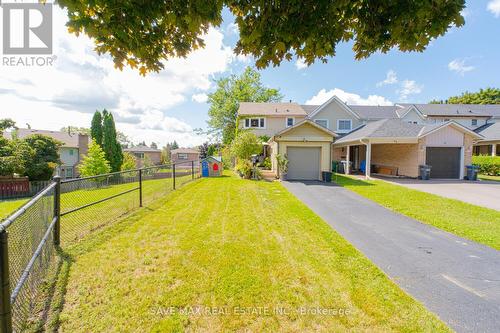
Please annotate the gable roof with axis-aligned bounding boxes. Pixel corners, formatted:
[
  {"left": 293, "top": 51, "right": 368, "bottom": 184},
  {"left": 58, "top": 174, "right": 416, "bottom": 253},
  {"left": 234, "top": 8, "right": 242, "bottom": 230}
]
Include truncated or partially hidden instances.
[
  {"left": 474, "top": 122, "right": 500, "bottom": 141},
  {"left": 5, "top": 128, "right": 88, "bottom": 148},
  {"left": 272, "top": 119, "right": 338, "bottom": 139},
  {"left": 171, "top": 148, "right": 199, "bottom": 154},
  {"left": 335, "top": 119, "right": 482, "bottom": 145},
  {"left": 124, "top": 145, "right": 160, "bottom": 153},
  {"left": 238, "top": 102, "right": 307, "bottom": 116},
  {"left": 307, "top": 95, "right": 361, "bottom": 119},
  {"left": 300, "top": 105, "right": 319, "bottom": 115}
]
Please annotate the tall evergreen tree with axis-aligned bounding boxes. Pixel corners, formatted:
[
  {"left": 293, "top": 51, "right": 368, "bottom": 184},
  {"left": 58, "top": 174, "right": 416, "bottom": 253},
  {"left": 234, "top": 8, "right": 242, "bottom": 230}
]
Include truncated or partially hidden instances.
[
  {"left": 90, "top": 111, "right": 103, "bottom": 146},
  {"left": 102, "top": 111, "right": 123, "bottom": 172},
  {"left": 171, "top": 140, "right": 179, "bottom": 150}
]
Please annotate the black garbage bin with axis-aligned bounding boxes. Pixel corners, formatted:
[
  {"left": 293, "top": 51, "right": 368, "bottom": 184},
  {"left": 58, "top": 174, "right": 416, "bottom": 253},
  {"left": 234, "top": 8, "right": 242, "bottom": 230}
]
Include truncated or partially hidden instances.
[
  {"left": 322, "top": 171, "right": 332, "bottom": 182},
  {"left": 466, "top": 165, "right": 479, "bottom": 181},
  {"left": 419, "top": 165, "right": 431, "bottom": 180}
]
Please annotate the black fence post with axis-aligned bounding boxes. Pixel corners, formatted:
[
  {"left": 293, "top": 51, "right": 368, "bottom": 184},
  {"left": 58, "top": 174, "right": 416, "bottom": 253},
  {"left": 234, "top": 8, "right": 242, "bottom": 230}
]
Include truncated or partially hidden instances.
[
  {"left": 191, "top": 161, "right": 194, "bottom": 180},
  {"left": 173, "top": 164, "right": 176, "bottom": 190},
  {"left": 0, "top": 230, "right": 12, "bottom": 333},
  {"left": 53, "top": 176, "right": 61, "bottom": 247},
  {"left": 139, "top": 169, "right": 143, "bottom": 207}
]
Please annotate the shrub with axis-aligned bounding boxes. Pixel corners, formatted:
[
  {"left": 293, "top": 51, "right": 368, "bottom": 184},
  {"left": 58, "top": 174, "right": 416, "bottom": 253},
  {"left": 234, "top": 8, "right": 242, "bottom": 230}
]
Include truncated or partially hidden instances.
[
  {"left": 221, "top": 146, "right": 233, "bottom": 169},
  {"left": 235, "top": 160, "right": 253, "bottom": 179},
  {"left": 260, "top": 157, "right": 272, "bottom": 170},
  {"left": 472, "top": 155, "right": 500, "bottom": 176},
  {"left": 276, "top": 154, "right": 288, "bottom": 174},
  {"left": 230, "top": 131, "right": 262, "bottom": 160}
]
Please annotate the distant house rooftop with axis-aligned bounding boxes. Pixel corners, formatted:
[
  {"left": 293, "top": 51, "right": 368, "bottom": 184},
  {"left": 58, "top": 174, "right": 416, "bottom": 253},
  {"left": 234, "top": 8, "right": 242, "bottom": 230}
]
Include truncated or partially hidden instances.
[
  {"left": 171, "top": 148, "right": 199, "bottom": 154},
  {"left": 3, "top": 128, "right": 87, "bottom": 148},
  {"left": 124, "top": 145, "right": 160, "bottom": 153}
]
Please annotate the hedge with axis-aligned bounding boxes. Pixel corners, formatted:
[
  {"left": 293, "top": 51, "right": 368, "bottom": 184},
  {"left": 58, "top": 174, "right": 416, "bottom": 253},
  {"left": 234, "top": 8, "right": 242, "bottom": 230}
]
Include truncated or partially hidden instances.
[{"left": 472, "top": 155, "right": 500, "bottom": 176}]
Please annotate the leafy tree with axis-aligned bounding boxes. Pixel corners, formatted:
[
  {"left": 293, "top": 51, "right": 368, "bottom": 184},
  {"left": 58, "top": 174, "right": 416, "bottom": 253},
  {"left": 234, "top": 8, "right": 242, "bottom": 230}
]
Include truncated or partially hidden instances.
[
  {"left": 58, "top": 1, "right": 465, "bottom": 74},
  {"left": 91, "top": 111, "right": 103, "bottom": 146},
  {"left": 143, "top": 155, "right": 153, "bottom": 168},
  {"left": 102, "top": 111, "right": 124, "bottom": 172},
  {"left": 208, "top": 67, "right": 282, "bottom": 144},
  {"left": 430, "top": 88, "right": 500, "bottom": 105},
  {"left": 0, "top": 119, "right": 16, "bottom": 133},
  {"left": 23, "top": 135, "right": 62, "bottom": 181},
  {"left": 199, "top": 142, "right": 209, "bottom": 159},
  {"left": 79, "top": 140, "right": 111, "bottom": 177},
  {"left": 207, "top": 144, "right": 217, "bottom": 157},
  {"left": 0, "top": 139, "right": 34, "bottom": 177},
  {"left": 230, "top": 131, "right": 261, "bottom": 160},
  {"left": 121, "top": 152, "right": 137, "bottom": 171}
]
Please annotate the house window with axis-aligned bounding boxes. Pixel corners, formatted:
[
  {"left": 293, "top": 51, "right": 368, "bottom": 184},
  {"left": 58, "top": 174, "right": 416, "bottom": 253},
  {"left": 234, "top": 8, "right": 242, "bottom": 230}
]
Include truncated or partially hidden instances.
[
  {"left": 69, "top": 149, "right": 74, "bottom": 156},
  {"left": 178, "top": 153, "right": 188, "bottom": 160},
  {"left": 314, "top": 119, "right": 329, "bottom": 128},
  {"left": 408, "top": 121, "right": 418, "bottom": 124},
  {"left": 286, "top": 117, "right": 294, "bottom": 127},
  {"left": 134, "top": 152, "right": 145, "bottom": 159},
  {"left": 337, "top": 119, "right": 352, "bottom": 132},
  {"left": 244, "top": 117, "right": 265, "bottom": 128},
  {"left": 472, "top": 119, "right": 478, "bottom": 126},
  {"left": 65, "top": 167, "right": 74, "bottom": 179}
]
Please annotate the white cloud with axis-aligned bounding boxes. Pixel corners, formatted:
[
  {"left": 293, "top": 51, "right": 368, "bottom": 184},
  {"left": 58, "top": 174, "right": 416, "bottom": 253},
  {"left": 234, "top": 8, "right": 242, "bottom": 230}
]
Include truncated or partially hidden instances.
[
  {"left": 448, "top": 58, "right": 475, "bottom": 75},
  {"left": 0, "top": 6, "right": 235, "bottom": 147},
  {"left": 306, "top": 88, "right": 392, "bottom": 106},
  {"left": 226, "top": 22, "right": 239, "bottom": 35},
  {"left": 192, "top": 93, "right": 208, "bottom": 103},
  {"left": 376, "top": 70, "right": 398, "bottom": 87},
  {"left": 397, "top": 80, "right": 423, "bottom": 101},
  {"left": 295, "top": 58, "right": 308, "bottom": 70},
  {"left": 487, "top": 0, "right": 500, "bottom": 17}
]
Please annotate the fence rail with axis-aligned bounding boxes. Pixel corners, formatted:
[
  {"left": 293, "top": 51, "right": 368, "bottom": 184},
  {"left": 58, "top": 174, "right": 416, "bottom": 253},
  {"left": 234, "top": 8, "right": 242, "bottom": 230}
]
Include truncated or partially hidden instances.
[{"left": 0, "top": 160, "right": 200, "bottom": 332}]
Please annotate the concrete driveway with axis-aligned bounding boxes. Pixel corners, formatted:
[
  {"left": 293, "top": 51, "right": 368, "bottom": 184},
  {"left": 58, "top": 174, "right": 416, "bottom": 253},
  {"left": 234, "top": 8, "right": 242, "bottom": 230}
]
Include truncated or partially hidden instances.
[
  {"left": 380, "top": 178, "right": 500, "bottom": 211},
  {"left": 282, "top": 180, "right": 500, "bottom": 333}
]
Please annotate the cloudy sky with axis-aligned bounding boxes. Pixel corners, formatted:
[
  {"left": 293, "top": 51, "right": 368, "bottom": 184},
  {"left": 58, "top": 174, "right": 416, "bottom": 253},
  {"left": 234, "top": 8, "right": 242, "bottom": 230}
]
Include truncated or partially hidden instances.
[{"left": 1, "top": 1, "right": 499, "bottom": 148}]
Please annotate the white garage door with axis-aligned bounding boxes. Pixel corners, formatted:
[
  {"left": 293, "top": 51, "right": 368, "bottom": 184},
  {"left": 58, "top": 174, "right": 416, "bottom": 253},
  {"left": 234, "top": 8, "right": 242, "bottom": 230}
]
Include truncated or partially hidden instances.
[{"left": 286, "top": 147, "right": 321, "bottom": 180}]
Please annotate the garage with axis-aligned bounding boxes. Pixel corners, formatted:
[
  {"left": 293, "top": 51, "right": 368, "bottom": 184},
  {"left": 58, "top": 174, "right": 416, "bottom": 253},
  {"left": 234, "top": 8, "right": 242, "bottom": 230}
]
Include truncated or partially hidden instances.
[
  {"left": 286, "top": 147, "right": 321, "bottom": 180},
  {"left": 426, "top": 147, "right": 461, "bottom": 179}
]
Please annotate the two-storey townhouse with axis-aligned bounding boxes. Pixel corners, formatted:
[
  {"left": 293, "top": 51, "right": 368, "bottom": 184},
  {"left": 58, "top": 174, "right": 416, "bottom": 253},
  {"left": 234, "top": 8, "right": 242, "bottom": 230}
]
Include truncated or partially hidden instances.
[{"left": 237, "top": 96, "right": 498, "bottom": 180}]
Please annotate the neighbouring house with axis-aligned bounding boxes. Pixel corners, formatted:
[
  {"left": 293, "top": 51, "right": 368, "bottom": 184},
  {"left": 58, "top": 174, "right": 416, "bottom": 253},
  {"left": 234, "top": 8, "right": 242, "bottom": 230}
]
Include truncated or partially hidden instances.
[
  {"left": 238, "top": 97, "right": 498, "bottom": 180},
  {"left": 4, "top": 128, "right": 89, "bottom": 179},
  {"left": 473, "top": 122, "right": 500, "bottom": 156},
  {"left": 123, "top": 145, "right": 161, "bottom": 167},
  {"left": 171, "top": 148, "right": 200, "bottom": 165}
]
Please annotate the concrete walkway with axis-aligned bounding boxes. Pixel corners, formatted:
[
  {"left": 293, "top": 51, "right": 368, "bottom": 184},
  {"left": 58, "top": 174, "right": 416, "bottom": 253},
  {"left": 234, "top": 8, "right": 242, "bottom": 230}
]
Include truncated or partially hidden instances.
[
  {"left": 381, "top": 178, "right": 500, "bottom": 211},
  {"left": 282, "top": 181, "right": 500, "bottom": 333}
]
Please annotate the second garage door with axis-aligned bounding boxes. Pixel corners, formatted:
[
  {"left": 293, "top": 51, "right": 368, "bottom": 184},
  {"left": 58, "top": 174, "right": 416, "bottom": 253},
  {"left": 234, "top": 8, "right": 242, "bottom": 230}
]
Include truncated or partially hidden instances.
[
  {"left": 426, "top": 147, "right": 461, "bottom": 179},
  {"left": 286, "top": 147, "right": 321, "bottom": 180}
]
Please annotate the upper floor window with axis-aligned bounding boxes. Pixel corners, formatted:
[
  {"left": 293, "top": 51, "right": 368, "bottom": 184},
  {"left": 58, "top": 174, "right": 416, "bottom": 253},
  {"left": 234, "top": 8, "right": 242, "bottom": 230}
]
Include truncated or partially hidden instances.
[
  {"left": 286, "top": 117, "right": 294, "bottom": 127},
  {"left": 314, "top": 119, "right": 328, "bottom": 128},
  {"left": 244, "top": 117, "right": 265, "bottom": 129},
  {"left": 178, "top": 153, "right": 188, "bottom": 160},
  {"left": 472, "top": 119, "right": 478, "bottom": 126},
  {"left": 69, "top": 149, "right": 74, "bottom": 156},
  {"left": 134, "top": 152, "right": 145, "bottom": 159},
  {"left": 337, "top": 119, "right": 352, "bottom": 133},
  {"left": 408, "top": 121, "right": 418, "bottom": 124}
]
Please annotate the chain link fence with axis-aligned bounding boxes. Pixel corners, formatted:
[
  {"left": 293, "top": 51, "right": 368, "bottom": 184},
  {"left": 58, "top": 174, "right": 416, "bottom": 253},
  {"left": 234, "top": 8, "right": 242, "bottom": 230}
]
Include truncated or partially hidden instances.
[{"left": 0, "top": 161, "right": 200, "bottom": 332}]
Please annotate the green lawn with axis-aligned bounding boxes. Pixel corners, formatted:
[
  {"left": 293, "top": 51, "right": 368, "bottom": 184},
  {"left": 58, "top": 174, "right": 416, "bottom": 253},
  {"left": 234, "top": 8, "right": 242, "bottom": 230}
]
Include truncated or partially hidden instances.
[
  {"left": 0, "top": 198, "right": 28, "bottom": 220},
  {"left": 334, "top": 174, "right": 500, "bottom": 250},
  {"left": 54, "top": 175, "right": 448, "bottom": 332},
  {"left": 479, "top": 174, "right": 500, "bottom": 182}
]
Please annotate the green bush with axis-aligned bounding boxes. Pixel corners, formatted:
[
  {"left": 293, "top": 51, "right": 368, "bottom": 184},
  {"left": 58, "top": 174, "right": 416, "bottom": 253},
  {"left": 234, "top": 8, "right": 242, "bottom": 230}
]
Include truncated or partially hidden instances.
[
  {"left": 235, "top": 160, "right": 253, "bottom": 179},
  {"left": 260, "top": 157, "right": 272, "bottom": 170},
  {"left": 472, "top": 155, "right": 500, "bottom": 176}
]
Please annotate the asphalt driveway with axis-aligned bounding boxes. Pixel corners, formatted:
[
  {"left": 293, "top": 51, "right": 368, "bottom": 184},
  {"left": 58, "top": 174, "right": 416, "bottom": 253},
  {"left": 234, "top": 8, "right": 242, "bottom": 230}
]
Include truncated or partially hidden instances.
[
  {"left": 282, "top": 180, "right": 500, "bottom": 333},
  {"left": 380, "top": 178, "right": 500, "bottom": 211}
]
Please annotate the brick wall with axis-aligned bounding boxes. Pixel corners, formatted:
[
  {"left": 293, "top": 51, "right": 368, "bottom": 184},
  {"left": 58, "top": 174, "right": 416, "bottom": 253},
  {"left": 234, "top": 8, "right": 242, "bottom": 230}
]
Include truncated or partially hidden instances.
[{"left": 371, "top": 144, "right": 419, "bottom": 177}]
